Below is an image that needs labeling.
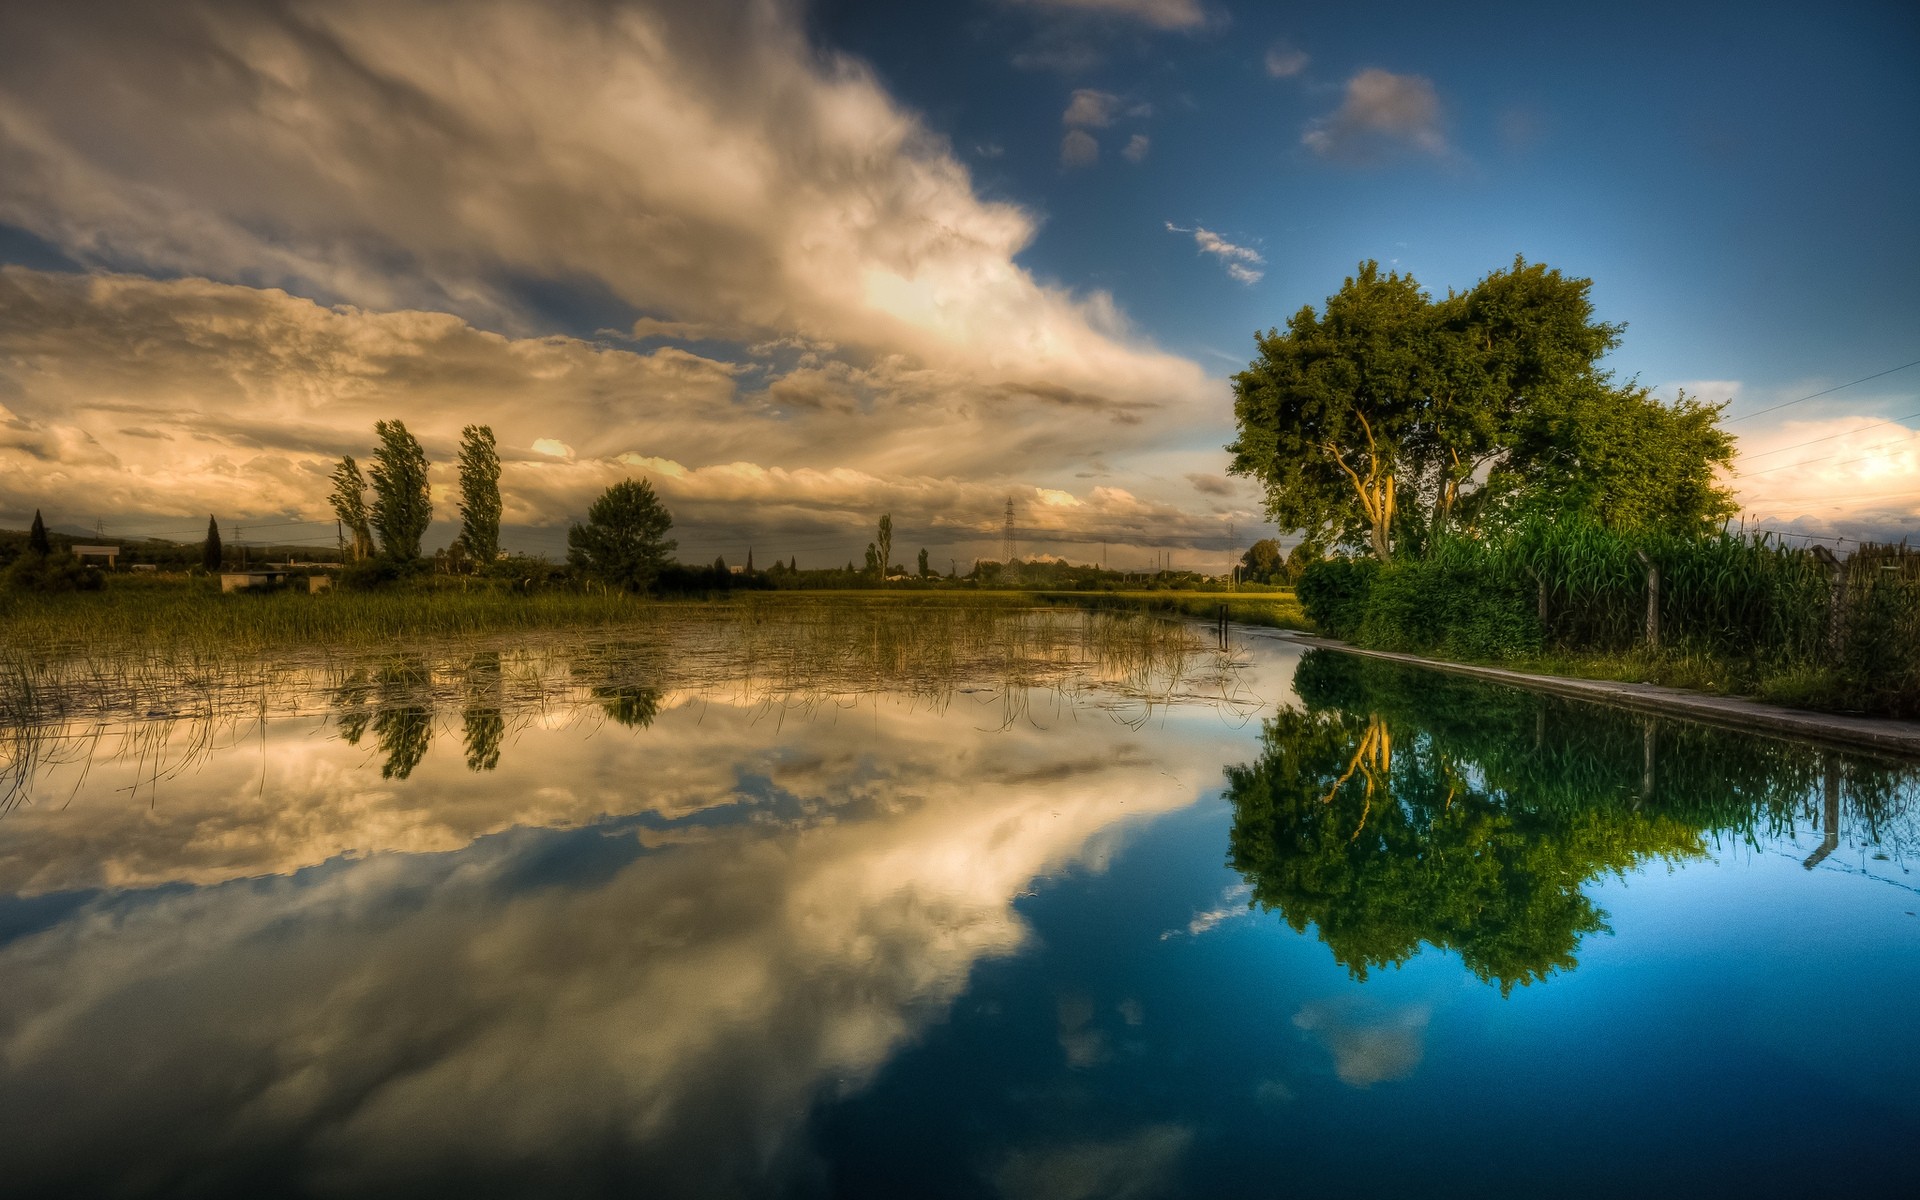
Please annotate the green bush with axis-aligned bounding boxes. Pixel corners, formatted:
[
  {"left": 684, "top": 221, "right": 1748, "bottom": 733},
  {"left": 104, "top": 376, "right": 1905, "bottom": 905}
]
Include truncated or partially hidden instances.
[
  {"left": 3, "top": 553, "right": 104, "bottom": 594},
  {"left": 1295, "top": 556, "right": 1378, "bottom": 639}
]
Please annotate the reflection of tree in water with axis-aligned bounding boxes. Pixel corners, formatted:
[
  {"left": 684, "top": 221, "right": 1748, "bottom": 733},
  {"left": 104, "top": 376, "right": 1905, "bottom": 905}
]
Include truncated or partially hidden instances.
[
  {"left": 570, "top": 642, "right": 665, "bottom": 730},
  {"left": 594, "top": 685, "right": 660, "bottom": 729},
  {"left": 1227, "top": 650, "right": 1919, "bottom": 994},
  {"left": 463, "top": 652, "right": 504, "bottom": 772},
  {"left": 331, "top": 657, "right": 433, "bottom": 780}
]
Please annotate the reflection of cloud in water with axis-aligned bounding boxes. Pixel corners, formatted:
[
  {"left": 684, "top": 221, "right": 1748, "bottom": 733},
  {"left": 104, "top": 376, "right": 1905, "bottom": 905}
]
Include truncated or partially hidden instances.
[
  {"left": 1159, "top": 881, "right": 1253, "bottom": 940},
  {"left": 994, "top": 1123, "right": 1194, "bottom": 1200},
  {"left": 0, "top": 689, "right": 1246, "bottom": 1195},
  {"left": 1293, "top": 999, "right": 1432, "bottom": 1088}
]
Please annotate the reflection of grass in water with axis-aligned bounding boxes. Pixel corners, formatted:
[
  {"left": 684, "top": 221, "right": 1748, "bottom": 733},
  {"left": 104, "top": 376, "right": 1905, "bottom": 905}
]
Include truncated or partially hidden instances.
[{"left": 0, "top": 597, "right": 1252, "bottom": 810}]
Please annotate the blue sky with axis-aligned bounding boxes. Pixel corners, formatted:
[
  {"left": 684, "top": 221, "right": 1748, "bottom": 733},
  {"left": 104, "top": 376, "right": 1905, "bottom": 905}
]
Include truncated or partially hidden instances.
[{"left": 0, "top": 0, "right": 1914, "bottom": 560}]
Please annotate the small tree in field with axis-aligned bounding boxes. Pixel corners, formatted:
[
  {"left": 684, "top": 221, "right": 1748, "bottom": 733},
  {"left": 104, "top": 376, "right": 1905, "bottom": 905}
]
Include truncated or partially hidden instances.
[
  {"left": 28, "top": 510, "right": 51, "bottom": 557},
  {"left": 918, "top": 548, "right": 930, "bottom": 577},
  {"left": 203, "top": 516, "right": 223, "bottom": 572},
  {"left": 567, "top": 479, "right": 676, "bottom": 592}
]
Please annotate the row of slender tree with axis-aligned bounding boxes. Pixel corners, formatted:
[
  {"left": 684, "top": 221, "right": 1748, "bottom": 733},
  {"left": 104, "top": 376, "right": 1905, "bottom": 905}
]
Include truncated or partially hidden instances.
[{"left": 327, "top": 421, "right": 501, "bottom": 568}]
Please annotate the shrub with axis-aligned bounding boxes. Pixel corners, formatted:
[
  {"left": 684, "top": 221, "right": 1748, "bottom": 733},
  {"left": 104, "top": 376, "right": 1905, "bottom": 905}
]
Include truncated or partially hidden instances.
[
  {"left": 3, "top": 553, "right": 105, "bottom": 593},
  {"left": 1296, "top": 557, "right": 1378, "bottom": 639}
]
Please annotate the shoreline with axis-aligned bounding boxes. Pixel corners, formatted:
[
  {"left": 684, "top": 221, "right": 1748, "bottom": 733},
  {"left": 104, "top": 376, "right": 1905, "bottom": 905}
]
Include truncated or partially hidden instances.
[{"left": 1256, "top": 628, "right": 1920, "bottom": 760}]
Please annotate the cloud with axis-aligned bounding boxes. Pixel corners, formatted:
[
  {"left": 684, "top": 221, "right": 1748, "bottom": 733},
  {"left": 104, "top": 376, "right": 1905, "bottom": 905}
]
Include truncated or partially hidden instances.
[
  {"left": 0, "top": 268, "right": 1241, "bottom": 561},
  {"left": 1165, "top": 223, "right": 1263, "bottom": 285},
  {"left": 1061, "top": 129, "right": 1100, "bottom": 168},
  {"left": 0, "top": 0, "right": 1207, "bottom": 399},
  {"left": 1185, "top": 472, "right": 1234, "bottom": 496},
  {"left": 1264, "top": 41, "right": 1308, "bottom": 79},
  {"left": 1293, "top": 1000, "right": 1430, "bottom": 1087},
  {"left": 1062, "top": 89, "right": 1122, "bottom": 128},
  {"left": 1121, "top": 133, "right": 1151, "bottom": 163},
  {"left": 0, "top": 0, "right": 1240, "bottom": 560},
  {"left": 1005, "top": 0, "right": 1207, "bottom": 31},
  {"left": 1733, "top": 410, "right": 1920, "bottom": 540},
  {"left": 994, "top": 1124, "right": 1194, "bottom": 1200},
  {"left": 1302, "top": 69, "right": 1448, "bottom": 161}
]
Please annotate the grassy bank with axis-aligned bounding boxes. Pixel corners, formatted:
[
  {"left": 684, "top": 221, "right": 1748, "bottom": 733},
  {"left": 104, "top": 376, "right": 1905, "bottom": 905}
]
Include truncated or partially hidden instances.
[{"left": 1033, "top": 588, "right": 1310, "bottom": 630}]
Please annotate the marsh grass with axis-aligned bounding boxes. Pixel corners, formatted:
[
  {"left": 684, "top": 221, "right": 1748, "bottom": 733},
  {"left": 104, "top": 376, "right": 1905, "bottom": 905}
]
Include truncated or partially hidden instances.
[{"left": 1, "top": 594, "right": 1257, "bottom": 812}]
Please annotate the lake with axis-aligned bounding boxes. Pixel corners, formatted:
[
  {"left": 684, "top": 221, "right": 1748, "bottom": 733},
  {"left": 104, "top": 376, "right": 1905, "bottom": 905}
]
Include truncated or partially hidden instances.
[{"left": 2, "top": 604, "right": 1915, "bottom": 1198}]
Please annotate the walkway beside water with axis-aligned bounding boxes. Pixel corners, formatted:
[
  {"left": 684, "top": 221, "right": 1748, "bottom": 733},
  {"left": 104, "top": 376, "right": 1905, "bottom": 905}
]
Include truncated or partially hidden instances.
[{"left": 1255, "top": 628, "right": 1920, "bottom": 760}]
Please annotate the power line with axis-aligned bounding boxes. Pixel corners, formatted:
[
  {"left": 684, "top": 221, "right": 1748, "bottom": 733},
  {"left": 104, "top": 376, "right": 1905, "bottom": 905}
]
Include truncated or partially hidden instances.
[
  {"left": 1736, "top": 427, "right": 1920, "bottom": 479},
  {"left": 1725, "top": 358, "right": 1920, "bottom": 425}
]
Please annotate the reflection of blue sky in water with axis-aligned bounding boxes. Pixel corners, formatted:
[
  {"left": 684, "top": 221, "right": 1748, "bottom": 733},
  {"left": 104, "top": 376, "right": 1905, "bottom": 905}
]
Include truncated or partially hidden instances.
[{"left": 2, "top": 631, "right": 1918, "bottom": 1197}]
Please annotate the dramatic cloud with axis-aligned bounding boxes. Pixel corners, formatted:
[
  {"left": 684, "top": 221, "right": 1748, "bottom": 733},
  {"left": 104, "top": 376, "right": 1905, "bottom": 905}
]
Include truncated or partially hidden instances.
[
  {"left": 0, "top": 268, "right": 1243, "bottom": 561},
  {"left": 1302, "top": 69, "right": 1448, "bottom": 161},
  {"left": 1006, "top": 0, "right": 1207, "bottom": 31},
  {"left": 1165, "top": 223, "right": 1264, "bottom": 285},
  {"left": 0, "top": 0, "right": 1243, "bottom": 560},
  {"left": 0, "top": 0, "right": 1206, "bottom": 397},
  {"left": 1122, "top": 133, "right": 1151, "bottom": 163},
  {"left": 1264, "top": 41, "right": 1309, "bottom": 79}
]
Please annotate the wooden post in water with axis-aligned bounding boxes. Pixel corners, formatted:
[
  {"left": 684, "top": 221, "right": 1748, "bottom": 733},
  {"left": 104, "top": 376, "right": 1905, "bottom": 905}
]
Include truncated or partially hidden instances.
[
  {"left": 1804, "top": 754, "right": 1842, "bottom": 870},
  {"left": 1634, "top": 550, "right": 1660, "bottom": 651},
  {"left": 1808, "top": 544, "right": 1847, "bottom": 659}
]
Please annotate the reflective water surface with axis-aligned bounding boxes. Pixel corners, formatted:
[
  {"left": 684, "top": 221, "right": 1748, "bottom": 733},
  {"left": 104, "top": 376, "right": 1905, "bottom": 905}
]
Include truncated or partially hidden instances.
[{"left": 2, "top": 609, "right": 1916, "bottom": 1198}]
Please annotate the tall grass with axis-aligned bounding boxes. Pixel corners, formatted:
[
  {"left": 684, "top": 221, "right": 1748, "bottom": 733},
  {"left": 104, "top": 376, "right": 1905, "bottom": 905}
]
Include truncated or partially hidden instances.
[{"left": 1297, "top": 522, "right": 1920, "bottom": 717}]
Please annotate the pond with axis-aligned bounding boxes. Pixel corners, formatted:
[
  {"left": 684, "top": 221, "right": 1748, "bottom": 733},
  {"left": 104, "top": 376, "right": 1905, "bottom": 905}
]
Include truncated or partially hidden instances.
[{"left": 2, "top": 606, "right": 1916, "bottom": 1198}]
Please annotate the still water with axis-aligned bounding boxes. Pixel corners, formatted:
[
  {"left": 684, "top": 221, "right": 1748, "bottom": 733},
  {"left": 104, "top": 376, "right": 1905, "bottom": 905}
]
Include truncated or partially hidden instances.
[{"left": 2, "top": 609, "right": 1916, "bottom": 1198}]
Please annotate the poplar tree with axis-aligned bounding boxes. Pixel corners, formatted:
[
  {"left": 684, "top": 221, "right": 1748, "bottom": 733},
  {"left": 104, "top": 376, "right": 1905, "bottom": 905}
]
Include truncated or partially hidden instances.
[
  {"left": 28, "top": 509, "right": 50, "bottom": 556},
  {"left": 369, "top": 420, "right": 432, "bottom": 562},
  {"left": 455, "top": 424, "right": 501, "bottom": 567},
  {"left": 328, "top": 456, "right": 374, "bottom": 560}
]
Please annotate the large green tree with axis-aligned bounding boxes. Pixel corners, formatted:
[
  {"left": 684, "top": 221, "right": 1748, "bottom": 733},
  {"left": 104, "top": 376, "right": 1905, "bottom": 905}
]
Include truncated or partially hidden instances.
[
  {"left": 455, "top": 424, "right": 502, "bottom": 566},
  {"left": 369, "top": 421, "right": 432, "bottom": 562},
  {"left": 202, "top": 515, "right": 222, "bottom": 572},
  {"left": 1228, "top": 257, "right": 1727, "bottom": 559},
  {"left": 567, "top": 478, "right": 676, "bottom": 592},
  {"left": 876, "top": 514, "right": 894, "bottom": 581}
]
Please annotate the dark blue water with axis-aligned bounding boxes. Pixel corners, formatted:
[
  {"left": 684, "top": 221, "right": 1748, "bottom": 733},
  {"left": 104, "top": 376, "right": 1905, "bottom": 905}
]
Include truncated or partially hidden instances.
[{"left": 1, "top": 633, "right": 1914, "bottom": 1198}]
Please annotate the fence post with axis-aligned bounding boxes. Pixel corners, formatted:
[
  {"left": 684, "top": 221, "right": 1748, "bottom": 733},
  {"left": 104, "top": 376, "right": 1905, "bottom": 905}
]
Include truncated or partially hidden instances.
[
  {"left": 1808, "top": 544, "right": 1847, "bottom": 658},
  {"left": 1634, "top": 549, "right": 1659, "bottom": 651}
]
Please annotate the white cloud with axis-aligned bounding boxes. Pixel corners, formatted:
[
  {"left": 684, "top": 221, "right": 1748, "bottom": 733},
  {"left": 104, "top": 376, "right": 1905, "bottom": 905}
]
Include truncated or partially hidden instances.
[
  {"left": 1005, "top": 0, "right": 1208, "bottom": 31},
  {"left": 1302, "top": 68, "right": 1448, "bottom": 161},
  {"left": 1122, "top": 133, "right": 1151, "bottom": 163},
  {"left": 1733, "top": 411, "right": 1920, "bottom": 538},
  {"left": 1264, "top": 41, "right": 1308, "bottom": 79},
  {"left": 530, "top": 438, "right": 573, "bottom": 459},
  {"left": 1165, "top": 223, "right": 1264, "bottom": 285},
  {"left": 0, "top": 0, "right": 1206, "bottom": 398},
  {"left": 0, "top": 0, "right": 1242, "bottom": 559},
  {"left": 1293, "top": 1001, "right": 1431, "bottom": 1088},
  {"left": 1062, "top": 88, "right": 1122, "bottom": 128},
  {"left": 1061, "top": 129, "right": 1101, "bottom": 168}
]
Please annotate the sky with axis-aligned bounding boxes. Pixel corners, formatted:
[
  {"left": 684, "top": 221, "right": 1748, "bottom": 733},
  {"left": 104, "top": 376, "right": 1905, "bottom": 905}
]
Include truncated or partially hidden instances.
[{"left": 0, "top": 0, "right": 1915, "bottom": 565}]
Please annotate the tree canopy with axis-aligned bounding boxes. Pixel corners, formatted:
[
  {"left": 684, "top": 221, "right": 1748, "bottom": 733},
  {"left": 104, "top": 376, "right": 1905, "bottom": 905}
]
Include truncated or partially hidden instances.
[
  {"left": 567, "top": 478, "right": 676, "bottom": 592},
  {"left": 328, "top": 456, "right": 374, "bottom": 560},
  {"left": 1228, "top": 257, "right": 1735, "bottom": 560}
]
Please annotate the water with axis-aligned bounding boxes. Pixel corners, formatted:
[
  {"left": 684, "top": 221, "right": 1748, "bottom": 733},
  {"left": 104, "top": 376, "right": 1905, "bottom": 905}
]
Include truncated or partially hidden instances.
[{"left": 2, "top": 613, "right": 1916, "bottom": 1198}]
